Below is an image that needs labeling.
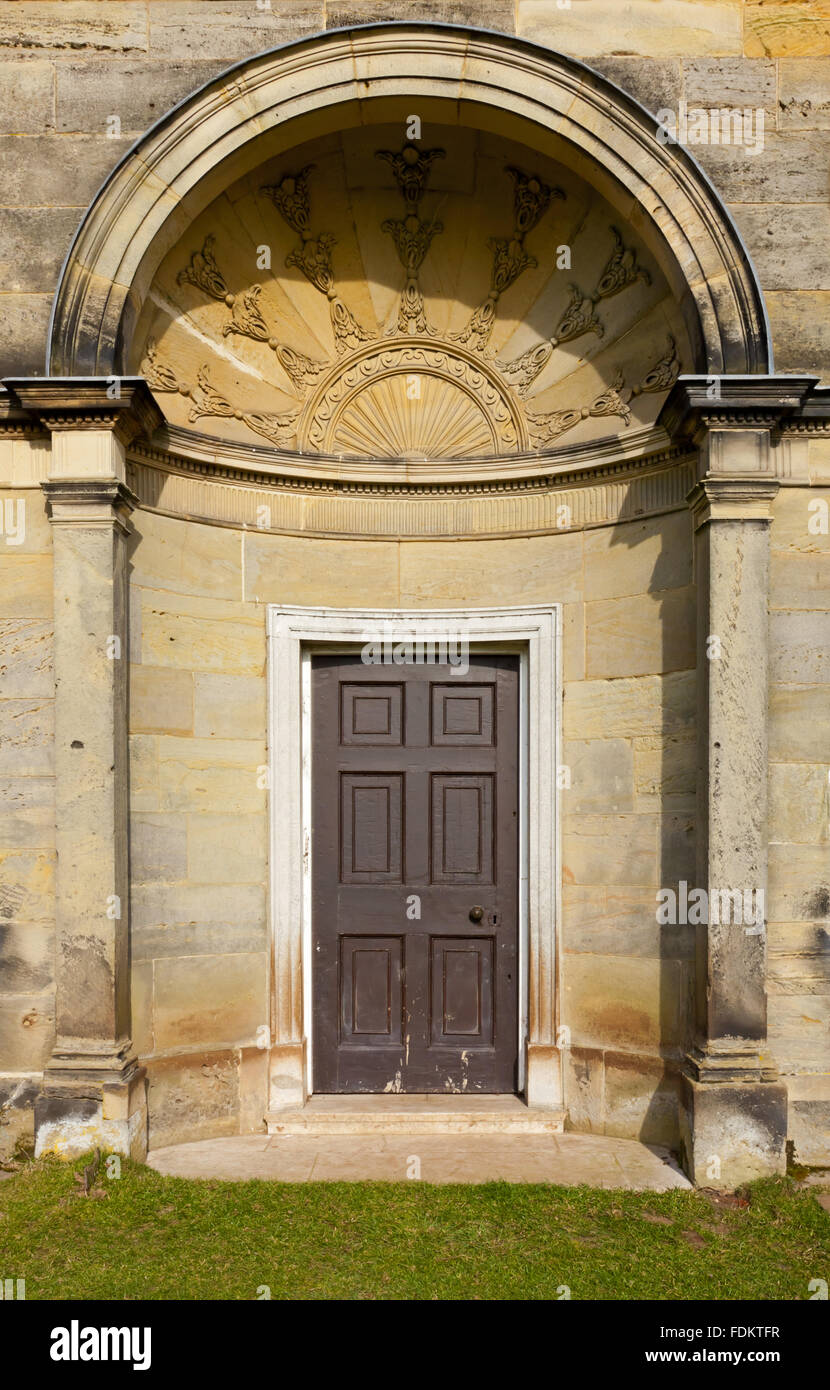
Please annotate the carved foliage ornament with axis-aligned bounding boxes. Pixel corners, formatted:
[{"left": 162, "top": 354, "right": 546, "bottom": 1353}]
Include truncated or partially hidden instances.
[{"left": 151, "top": 152, "right": 677, "bottom": 460}]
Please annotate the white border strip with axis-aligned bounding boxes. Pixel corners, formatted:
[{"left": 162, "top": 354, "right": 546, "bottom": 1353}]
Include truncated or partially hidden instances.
[{"left": 266, "top": 605, "right": 561, "bottom": 1104}]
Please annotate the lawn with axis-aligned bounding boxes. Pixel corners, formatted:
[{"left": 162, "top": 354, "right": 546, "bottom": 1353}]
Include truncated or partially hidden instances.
[{"left": 0, "top": 1157, "right": 827, "bottom": 1300}]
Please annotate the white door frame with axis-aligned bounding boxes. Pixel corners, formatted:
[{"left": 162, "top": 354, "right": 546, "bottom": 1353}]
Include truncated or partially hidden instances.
[{"left": 266, "top": 604, "right": 562, "bottom": 1112}]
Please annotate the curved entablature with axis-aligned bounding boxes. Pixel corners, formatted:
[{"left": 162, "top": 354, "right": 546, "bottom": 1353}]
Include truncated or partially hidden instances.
[{"left": 47, "top": 22, "right": 772, "bottom": 477}]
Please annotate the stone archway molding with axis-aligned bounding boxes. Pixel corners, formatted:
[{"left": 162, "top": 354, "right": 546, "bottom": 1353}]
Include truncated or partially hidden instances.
[{"left": 48, "top": 22, "right": 773, "bottom": 381}]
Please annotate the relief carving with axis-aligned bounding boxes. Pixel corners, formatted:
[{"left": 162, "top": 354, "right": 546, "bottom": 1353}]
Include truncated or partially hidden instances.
[
  {"left": 147, "top": 148, "right": 682, "bottom": 462},
  {"left": 377, "top": 142, "right": 446, "bottom": 337},
  {"left": 262, "top": 170, "right": 373, "bottom": 357},
  {"left": 452, "top": 167, "right": 564, "bottom": 353}
]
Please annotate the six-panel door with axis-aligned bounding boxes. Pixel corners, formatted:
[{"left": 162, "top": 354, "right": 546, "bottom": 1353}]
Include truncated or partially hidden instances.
[{"left": 312, "top": 653, "right": 519, "bottom": 1093}]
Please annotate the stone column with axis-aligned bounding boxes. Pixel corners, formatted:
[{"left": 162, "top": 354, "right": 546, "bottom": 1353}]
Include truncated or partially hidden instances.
[
  {"left": 5, "top": 380, "right": 160, "bottom": 1160},
  {"left": 660, "top": 377, "right": 814, "bottom": 1187}
]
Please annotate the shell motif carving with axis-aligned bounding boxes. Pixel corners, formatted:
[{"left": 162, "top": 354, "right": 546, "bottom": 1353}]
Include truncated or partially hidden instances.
[{"left": 144, "top": 146, "right": 683, "bottom": 461}]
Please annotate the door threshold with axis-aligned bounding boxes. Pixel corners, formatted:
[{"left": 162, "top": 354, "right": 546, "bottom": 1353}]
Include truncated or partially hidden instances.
[{"left": 266, "top": 1094, "right": 565, "bottom": 1136}]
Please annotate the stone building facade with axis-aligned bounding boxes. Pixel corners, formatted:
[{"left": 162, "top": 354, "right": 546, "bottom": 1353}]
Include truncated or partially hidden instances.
[{"left": 0, "top": 2, "right": 828, "bottom": 1186}]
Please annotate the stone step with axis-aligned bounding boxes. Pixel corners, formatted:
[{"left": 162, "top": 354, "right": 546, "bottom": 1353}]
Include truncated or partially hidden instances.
[{"left": 266, "top": 1095, "right": 566, "bottom": 1136}]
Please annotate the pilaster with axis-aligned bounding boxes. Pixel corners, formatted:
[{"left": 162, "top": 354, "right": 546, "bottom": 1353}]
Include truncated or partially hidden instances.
[
  {"left": 3, "top": 379, "right": 161, "bottom": 1160},
  {"left": 660, "top": 376, "right": 816, "bottom": 1187}
]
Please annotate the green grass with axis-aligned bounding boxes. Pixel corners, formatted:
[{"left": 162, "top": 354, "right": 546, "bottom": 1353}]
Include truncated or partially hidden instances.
[{"left": 0, "top": 1157, "right": 827, "bottom": 1300}]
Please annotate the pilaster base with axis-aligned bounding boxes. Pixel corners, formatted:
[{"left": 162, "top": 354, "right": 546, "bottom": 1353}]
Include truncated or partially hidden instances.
[
  {"left": 267, "top": 1042, "right": 307, "bottom": 1111},
  {"left": 679, "top": 1074, "right": 787, "bottom": 1189},
  {"left": 526, "top": 1044, "right": 563, "bottom": 1110},
  {"left": 34, "top": 1066, "right": 147, "bottom": 1162}
]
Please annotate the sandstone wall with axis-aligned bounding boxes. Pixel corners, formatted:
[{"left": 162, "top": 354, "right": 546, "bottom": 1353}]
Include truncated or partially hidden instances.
[
  {"left": 768, "top": 449, "right": 830, "bottom": 1164},
  {"left": 0, "top": 441, "right": 54, "bottom": 1155},
  {"left": 126, "top": 501, "right": 696, "bottom": 1146},
  {"left": 0, "top": 0, "right": 828, "bottom": 380}
]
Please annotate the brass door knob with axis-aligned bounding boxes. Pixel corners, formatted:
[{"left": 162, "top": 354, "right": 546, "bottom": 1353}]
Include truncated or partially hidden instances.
[{"left": 469, "top": 905, "right": 484, "bottom": 923}]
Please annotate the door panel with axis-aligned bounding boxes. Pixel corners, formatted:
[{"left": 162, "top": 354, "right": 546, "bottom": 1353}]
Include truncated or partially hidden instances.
[{"left": 312, "top": 652, "right": 519, "bottom": 1093}]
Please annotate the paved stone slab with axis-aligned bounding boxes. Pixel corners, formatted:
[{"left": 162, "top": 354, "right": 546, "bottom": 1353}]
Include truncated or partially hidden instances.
[{"left": 147, "top": 1132, "right": 691, "bottom": 1190}]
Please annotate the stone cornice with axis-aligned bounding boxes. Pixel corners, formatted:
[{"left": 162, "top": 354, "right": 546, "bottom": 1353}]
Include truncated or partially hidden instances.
[
  {"left": 142, "top": 423, "right": 686, "bottom": 494},
  {"left": 3, "top": 378, "right": 163, "bottom": 446},
  {"left": 659, "top": 375, "right": 819, "bottom": 443},
  {"left": 127, "top": 450, "right": 696, "bottom": 539}
]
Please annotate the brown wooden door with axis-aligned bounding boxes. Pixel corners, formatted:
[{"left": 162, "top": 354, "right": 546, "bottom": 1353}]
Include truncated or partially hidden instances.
[{"left": 311, "top": 652, "right": 519, "bottom": 1093}]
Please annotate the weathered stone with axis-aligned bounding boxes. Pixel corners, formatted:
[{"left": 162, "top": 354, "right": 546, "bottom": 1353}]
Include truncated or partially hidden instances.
[
  {"left": 399, "top": 534, "right": 583, "bottom": 606},
  {"left": 768, "top": 993, "right": 830, "bottom": 1071},
  {"left": 0, "top": 295, "right": 52, "bottom": 376},
  {"left": 0, "top": 698, "right": 54, "bottom": 775},
  {"left": 131, "top": 881, "right": 265, "bottom": 952},
  {"left": 0, "top": 847, "right": 54, "bottom": 922},
  {"left": 682, "top": 55, "right": 776, "bottom": 109},
  {"left": 771, "top": 486, "right": 830, "bottom": 551},
  {"left": 633, "top": 734, "right": 695, "bottom": 812},
  {"left": 130, "top": 511, "right": 242, "bottom": 600},
  {"left": 0, "top": 3, "right": 148, "bottom": 54},
  {"left": 0, "top": 135, "right": 132, "bottom": 207},
  {"left": 767, "top": 292, "right": 830, "bottom": 377},
  {"left": 130, "top": 959, "right": 153, "bottom": 1056},
  {"left": 56, "top": 59, "right": 233, "bottom": 135},
  {"left": 562, "top": 1044, "right": 604, "bottom": 1133},
  {"left": 517, "top": 0, "right": 742, "bottom": 58},
  {"left": 0, "top": 619, "right": 52, "bottom": 698},
  {"left": 238, "top": 1044, "right": 268, "bottom": 1134},
  {"left": 130, "top": 664, "right": 193, "bottom": 735},
  {"left": 561, "top": 602, "right": 584, "bottom": 681},
  {"left": 778, "top": 58, "right": 830, "bottom": 130},
  {"left": 728, "top": 205, "right": 830, "bottom": 292},
  {"left": 193, "top": 673, "right": 265, "bottom": 740},
  {"left": 679, "top": 1077, "right": 788, "bottom": 1189},
  {"left": 0, "top": 555, "right": 52, "bottom": 620},
  {"left": 153, "top": 952, "right": 266, "bottom": 1049},
  {"left": 0, "top": 204, "right": 83, "bottom": 291},
  {"left": 769, "top": 764, "right": 829, "bottom": 846},
  {"left": 585, "top": 588, "right": 695, "bottom": 679},
  {"left": 0, "top": 60, "right": 54, "bottom": 133},
  {"left": 604, "top": 1052, "right": 683, "bottom": 1146},
  {"left": 0, "top": 775, "right": 54, "bottom": 849},
  {"left": 566, "top": 953, "right": 691, "bottom": 1051},
  {"left": 140, "top": 600, "right": 263, "bottom": 675},
  {"left": 563, "top": 813, "right": 656, "bottom": 887},
  {"left": 564, "top": 671, "right": 695, "bottom": 740},
  {"left": 563, "top": 883, "right": 694, "bottom": 958},
  {"left": 0, "top": 990, "right": 54, "bottom": 1071},
  {"left": 328, "top": 0, "right": 514, "bottom": 35},
  {"left": 187, "top": 812, "right": 266, "bottom": 885},
  {"left": 585, "top": 57, "right": 682, "bottom": 115},
  {"left": 584, "top": 510, "right": 692, "bottom": 601},
  {"left": 562, "top": 737, "right": 634, "bottom": 814},
  {"left": 695, "top": 134, "right": 830, "bottom": 204},
  {"left": 146, "top": 1050, "right": 239, "bottom": 1148},
  {"left": 770, "top": 685, "right": 830, "bottom": 764},
  {"left": 768, "top": 843, "right": 830, "bottom": 924},
  {"left": 0, "top": 922, "right": 53, "bottom": 992},
  {"left": 745, "top": 3, "right": 830, "bottom": 59},
  {"left": 148, "top": 2, "right": 324, "bottom": 60},
  {"left": 156, "top": 735, "right": 265, "bottom": 813},
  {"left": 131, "top": 812, "right": 188, "bottom": 882},
  {"left": 767, "top": 544, "right": 828, "bottom": 611},
  {"left": 658, "top": 814, "right": 696, "bottom": 885},
  {"left": 770, "top": 611, "right": 830, "bottom": 683},
  {"left": 245, "top": 532, "right": 400, "bottom": 608}
]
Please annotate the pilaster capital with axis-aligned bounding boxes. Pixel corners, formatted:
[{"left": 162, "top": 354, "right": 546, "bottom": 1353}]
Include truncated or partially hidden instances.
[
  {"left": 658, "top": 374, "right": 818, "bottom": 446},
  {"left": 41, "top": 477, "right": 138, "bottom": 533},
  {"left": 2, "top": 376, "right": 162, "bottom": 446},
  {"left": 686, "top": 476, "right": 780, "bottom": 528}
]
